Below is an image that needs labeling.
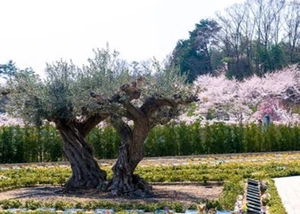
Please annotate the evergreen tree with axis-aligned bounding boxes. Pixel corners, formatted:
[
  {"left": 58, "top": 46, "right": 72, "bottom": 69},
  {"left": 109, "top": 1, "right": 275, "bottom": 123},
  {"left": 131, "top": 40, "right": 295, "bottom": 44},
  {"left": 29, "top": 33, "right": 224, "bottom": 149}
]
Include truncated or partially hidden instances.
[
  {"left": 0, "top": 60, "right": 17, "bottom": 80},
  {"left": 171, "top": 19, "right": 221, "bottom": 82}
]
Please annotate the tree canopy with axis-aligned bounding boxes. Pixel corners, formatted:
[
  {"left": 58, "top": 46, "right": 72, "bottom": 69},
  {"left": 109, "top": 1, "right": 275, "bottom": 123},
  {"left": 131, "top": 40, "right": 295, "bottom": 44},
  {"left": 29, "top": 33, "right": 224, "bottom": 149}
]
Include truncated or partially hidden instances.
[
  {"left": 171, "top": 0, "right": 300, "bottom": 81},
  {"left": 171, "top": 19, "right": 221, "bottom": 82},
  {"left": 0, "top": 60, "right": 17, "bottom": 80},
  {"left": 9, "top": 48, "right": 192, "bottom": 125}
]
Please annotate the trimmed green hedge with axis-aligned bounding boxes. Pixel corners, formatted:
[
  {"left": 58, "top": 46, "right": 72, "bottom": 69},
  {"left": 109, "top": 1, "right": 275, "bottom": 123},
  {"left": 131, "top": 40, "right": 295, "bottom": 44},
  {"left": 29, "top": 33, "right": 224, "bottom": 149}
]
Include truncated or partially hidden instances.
[
  {"left": 1, "top": 121, "right": 300, "bottom": 163},
  {"left": 144, "top": 122, "right": 300, "bottom": 156},
  {"left": 0, "top": 123, "right": 63, "bottom": 163}
]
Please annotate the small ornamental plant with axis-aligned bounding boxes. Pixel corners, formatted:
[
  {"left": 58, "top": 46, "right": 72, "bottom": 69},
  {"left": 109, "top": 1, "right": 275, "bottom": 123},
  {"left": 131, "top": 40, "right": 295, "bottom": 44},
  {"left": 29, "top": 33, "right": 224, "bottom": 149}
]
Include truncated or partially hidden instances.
[{"left": 261, "top": 192, "right": 271, "bottom": 206}]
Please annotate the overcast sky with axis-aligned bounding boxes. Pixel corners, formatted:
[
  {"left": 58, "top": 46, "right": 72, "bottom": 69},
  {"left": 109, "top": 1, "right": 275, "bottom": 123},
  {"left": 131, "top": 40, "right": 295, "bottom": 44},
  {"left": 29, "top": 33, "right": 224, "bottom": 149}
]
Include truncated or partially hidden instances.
[{"left": 0, "top": 0, "right": 243, "bottom": 74}]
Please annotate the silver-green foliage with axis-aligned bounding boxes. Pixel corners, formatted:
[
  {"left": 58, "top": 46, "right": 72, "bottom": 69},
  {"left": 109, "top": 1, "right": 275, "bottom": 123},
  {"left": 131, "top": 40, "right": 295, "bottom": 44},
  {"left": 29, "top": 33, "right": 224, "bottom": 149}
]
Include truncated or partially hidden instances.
[
  {"left": 139, "top": 59, "right": 190, "bottom": 100},
  {"left": 8, "top": 46, "right": 189, "bottom": 126},
  {"left": 8, "top": 47, "right": 130, "bottom": 125}
]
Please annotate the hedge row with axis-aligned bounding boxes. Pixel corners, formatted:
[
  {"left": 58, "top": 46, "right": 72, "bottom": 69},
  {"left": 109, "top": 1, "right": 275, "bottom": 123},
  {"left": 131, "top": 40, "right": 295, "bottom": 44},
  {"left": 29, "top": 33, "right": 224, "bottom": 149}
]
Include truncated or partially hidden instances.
[
  {"left": 0, "top": 123, "right": 63, "bottom": 163},
  {"left": 1, "top": 122, "right": 300, "bottom": 163},
  {"left": 143, "top": 122, "right": 300, "bottom": 156}
]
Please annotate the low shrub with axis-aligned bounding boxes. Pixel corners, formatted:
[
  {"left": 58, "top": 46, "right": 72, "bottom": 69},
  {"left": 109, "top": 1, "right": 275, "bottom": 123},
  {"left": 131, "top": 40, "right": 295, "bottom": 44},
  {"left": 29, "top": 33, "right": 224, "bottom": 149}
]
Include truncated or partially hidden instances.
[{"left": 1, "top": 152, "right": 296, "bottom": 212}]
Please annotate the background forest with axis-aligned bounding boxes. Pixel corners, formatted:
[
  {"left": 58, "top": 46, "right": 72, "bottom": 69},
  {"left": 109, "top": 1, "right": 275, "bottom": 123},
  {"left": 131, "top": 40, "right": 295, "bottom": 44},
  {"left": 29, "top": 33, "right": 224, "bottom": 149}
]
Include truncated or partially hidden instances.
[{"left": 171, "top": 0, "right": 300, "bottom": 81}]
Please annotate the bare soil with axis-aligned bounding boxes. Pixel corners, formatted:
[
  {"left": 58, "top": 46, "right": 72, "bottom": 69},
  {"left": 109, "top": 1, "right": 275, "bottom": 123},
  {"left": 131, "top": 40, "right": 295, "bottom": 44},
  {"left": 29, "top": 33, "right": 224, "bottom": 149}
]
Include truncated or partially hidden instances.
[{"left": 0, "top": 184, "right": 223, "bottom": 204}]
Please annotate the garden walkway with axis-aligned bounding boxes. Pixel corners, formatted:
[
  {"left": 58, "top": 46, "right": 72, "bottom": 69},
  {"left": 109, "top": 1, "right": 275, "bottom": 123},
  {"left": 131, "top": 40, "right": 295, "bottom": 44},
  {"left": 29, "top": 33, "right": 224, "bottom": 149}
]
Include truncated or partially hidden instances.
[{"left": 274, "top": 176, "right": 300, "bottom": 214}]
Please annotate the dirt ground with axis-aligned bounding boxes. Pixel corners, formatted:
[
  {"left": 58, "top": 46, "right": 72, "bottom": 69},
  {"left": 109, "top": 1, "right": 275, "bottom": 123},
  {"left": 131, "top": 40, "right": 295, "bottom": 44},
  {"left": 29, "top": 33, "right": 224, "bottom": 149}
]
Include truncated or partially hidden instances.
[{"left": 0, "top": 184, "right": 223, "bottom": 204}]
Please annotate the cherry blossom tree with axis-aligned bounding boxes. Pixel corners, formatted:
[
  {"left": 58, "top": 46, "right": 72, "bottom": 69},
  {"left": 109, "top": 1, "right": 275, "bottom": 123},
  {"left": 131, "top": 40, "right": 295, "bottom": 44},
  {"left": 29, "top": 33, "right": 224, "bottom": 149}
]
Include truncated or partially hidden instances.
[{"left": 183, "top": 65, "right": 300, "bottom": 124}]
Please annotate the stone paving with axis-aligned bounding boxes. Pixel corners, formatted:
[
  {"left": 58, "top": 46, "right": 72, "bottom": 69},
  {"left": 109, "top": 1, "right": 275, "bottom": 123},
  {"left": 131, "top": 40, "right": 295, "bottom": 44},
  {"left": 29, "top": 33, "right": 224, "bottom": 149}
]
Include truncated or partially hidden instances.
[{"left": 274, "top": 176, "right": 300, "bottom": 214}]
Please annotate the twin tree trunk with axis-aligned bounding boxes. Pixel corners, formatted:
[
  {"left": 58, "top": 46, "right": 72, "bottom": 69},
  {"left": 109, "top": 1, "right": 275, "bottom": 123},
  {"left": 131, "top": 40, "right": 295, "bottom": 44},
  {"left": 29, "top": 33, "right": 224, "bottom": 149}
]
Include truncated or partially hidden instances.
[
  {"left": 56, "top": 119, "right": 107, "bottom": 191},
  {"left": 54, "top": 90, "right": 196, "bottom": 196},
  {"left": 55, "top": 116, "right": 151, "bottom": 196}
]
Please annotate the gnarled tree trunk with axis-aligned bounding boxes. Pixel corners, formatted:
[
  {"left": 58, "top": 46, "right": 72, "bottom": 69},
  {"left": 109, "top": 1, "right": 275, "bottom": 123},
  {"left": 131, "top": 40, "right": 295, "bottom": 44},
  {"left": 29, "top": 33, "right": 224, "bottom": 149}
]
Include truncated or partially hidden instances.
[
  {"left": 109, "top": 115, "right": 152, "bottom": 197},
  {"left": 105, "top": 81, "right": 198, "bottom": 196},
  {"left": 56, "top": 119, "right": 107, "bottom": 191}
]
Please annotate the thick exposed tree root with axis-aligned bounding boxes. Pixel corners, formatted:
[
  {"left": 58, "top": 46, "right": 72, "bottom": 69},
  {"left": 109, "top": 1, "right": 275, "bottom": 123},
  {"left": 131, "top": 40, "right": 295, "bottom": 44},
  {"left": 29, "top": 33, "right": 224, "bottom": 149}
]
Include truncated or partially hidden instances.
[{"left": 109, "top": 174, "right": 153, "bottom": 197}]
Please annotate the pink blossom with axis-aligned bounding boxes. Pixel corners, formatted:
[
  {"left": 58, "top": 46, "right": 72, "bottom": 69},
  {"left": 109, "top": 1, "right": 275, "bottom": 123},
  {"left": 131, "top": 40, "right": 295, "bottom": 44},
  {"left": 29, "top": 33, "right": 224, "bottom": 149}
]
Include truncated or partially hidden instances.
[{"left": 180, "top": 65, "right": 300, "bottom": 124}]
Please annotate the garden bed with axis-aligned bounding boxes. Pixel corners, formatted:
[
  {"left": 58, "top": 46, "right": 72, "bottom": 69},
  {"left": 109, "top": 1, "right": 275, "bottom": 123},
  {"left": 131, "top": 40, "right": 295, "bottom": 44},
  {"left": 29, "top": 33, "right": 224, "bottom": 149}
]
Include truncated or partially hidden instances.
[
  {"left": 1, "top": 152, "right": 297, "bottom": 213},
  {"left": 0, "top": 184, "right": 223, "bottom": 204}
]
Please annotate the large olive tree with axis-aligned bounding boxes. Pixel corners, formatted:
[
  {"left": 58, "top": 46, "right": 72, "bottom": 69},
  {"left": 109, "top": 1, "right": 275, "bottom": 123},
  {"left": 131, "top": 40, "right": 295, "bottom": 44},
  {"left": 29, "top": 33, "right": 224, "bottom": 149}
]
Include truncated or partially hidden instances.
[
  {"left": 107, "top": 63, "right": 198, "bottom": 196},
  {"left": 8, "top": 47, "right": 198, "bottom": 196}
]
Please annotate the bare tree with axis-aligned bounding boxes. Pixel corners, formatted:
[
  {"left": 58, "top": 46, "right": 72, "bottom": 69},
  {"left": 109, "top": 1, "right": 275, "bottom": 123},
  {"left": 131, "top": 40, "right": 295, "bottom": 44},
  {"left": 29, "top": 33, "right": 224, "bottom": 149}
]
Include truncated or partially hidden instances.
[
  {"left": 216, "top": 0, "right": 287, "bottom": 77},
  {"left": 284, "top": 0, "right": 300, "bottom": 63},
  {"left": 249, "top": 0, "right": 286, "bottom": 73},
  {"left": 216, "top": 3, "right": 255, "bottom": 79}
]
